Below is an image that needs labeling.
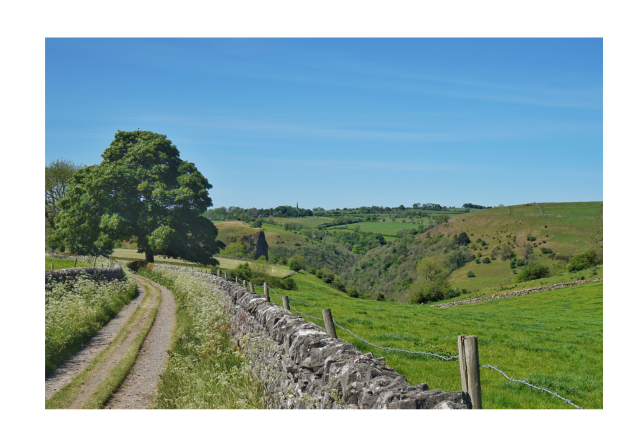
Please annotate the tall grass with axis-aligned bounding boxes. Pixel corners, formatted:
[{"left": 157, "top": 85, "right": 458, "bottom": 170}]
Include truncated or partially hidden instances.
[
  {"left": 45, "top": 262, "right": 137, "bottom": 375},
  {"left": 138, "top": 266, "right": 266, "bottom": 408}
]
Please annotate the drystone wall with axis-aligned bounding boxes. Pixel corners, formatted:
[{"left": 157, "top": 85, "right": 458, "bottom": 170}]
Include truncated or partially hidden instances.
[
  {"left": 45, "top": 264, "right": 124, "bottom": 284},
  {"left": 157, "top": 265, "right": 467, "bottom": 409},
  {"left": 431, "top": 276, "right": 603, "bottom": 308}
]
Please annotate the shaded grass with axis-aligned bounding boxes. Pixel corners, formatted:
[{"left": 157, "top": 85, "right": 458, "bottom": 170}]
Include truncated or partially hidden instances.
[{"left": 264, "top": 271, "right": 603, "bottom": 409}]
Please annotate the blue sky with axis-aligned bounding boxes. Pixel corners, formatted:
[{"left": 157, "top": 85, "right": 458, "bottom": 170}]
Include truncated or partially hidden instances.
[{"left": 46, "top": 38, "right": 602, "bottom": 209}]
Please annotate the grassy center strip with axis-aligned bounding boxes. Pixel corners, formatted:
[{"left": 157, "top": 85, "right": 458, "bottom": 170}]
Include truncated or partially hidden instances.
[
  {"left": 46, "top": 279, "right": 156, "bottom": 409},
  {"left": 82, "top": 279, "right": 161, "bottom": 409}
]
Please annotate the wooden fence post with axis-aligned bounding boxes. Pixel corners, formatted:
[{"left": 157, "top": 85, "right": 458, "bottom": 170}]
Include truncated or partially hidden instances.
[
  {"left": 50, "top": 262, "right": 54, "bottom": 271},
  {"left": 458, "top": 335, "right": 482, "bottom": 409},
  {"left": 217, "top": 269, "right": 221, "bottom": 277},
  {"left": 73, "top": 257, "right": 77, "bottom": 268},
  {"left": 264, "top": 282, "right": 270, "bottom": 302},
  {"left": 225, "top": 271, "right": 227, "bottom": 280},
  {"left": 235, "top": 276, "right": 238, "bottom": 283},
  {"left": 93, "top": 256, "right": 97, "bottom": 267},
  {"left": 243, "top": 279, "right": 246, "bottom": 288},
  {"left": 282, "top": 295, "right": 290, "bottom": 311},
  {"left": 250, "top": 282, "right": 255, "bottom": 292},
  {"left": 322, "top": 309, "right": 338, "bottom": 339}
]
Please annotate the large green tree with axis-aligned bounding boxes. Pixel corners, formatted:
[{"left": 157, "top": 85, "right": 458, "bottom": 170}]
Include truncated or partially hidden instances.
[{"left": 54, "top": 130, "right": 220, "bottom": 264}]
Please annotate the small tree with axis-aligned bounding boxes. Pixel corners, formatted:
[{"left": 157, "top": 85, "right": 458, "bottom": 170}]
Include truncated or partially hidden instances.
[
  {"left": 288, "top": 254, "right": 306, "bottom": 272},
  {"left": 408, "top": 256, "right": 451, "bottom": 304}
]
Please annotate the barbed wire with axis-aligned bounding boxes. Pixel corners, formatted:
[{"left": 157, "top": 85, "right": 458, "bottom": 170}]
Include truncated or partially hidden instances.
[
  {"left": 229, "top": 281, "right": 584, "bottom": 409},
  {"left": 481, "top": 364, "right": 583, "bottom": 409}
]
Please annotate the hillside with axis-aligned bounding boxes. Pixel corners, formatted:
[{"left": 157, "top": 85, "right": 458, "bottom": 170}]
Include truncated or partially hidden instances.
[{"left": 418, "top": 201, "right": 602, "bottom": 293}]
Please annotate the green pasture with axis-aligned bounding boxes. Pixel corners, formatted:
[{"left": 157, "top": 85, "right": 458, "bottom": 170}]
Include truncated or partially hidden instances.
[
  {"left": 265, "top": 230, "right": 307, "bottom": 249},
  {"left": 540, "top": 201, "right": 602, "bottom": 217},
  {"left": 258, "top": 271, "right": 602, "bottom": 409},
  {"left": 45, "top": 255, "right": 78, "bottom": 271},
  {"left": 331, "top": 221, "right": 423, "bottom": 236},
  {"left": 269, "top": 216, "right": 334, "bottom": 228}
]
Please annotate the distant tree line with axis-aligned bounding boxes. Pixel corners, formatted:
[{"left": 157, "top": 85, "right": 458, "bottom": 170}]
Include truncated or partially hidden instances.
[{"left": 462, "top": 203, "right": 493, "bottom": 209}]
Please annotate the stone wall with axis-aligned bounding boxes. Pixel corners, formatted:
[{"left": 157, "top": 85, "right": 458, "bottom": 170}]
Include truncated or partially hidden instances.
[
  {"left": 158, "top": 265, "right": 467, "bottom": 409},
  {"left": 431, "top": 276, "right": 603, "bottom": 308},
  {"left": 45, "top": 264, "right": 124, "bottom": 284}
]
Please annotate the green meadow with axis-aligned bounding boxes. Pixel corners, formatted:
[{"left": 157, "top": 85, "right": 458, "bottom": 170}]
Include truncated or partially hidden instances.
[
  {"left": 45, "top": 255, "right": 78, "bottom": 271},
  {"left": 256, "top": 270, "right": 602, "bottom": 409}
]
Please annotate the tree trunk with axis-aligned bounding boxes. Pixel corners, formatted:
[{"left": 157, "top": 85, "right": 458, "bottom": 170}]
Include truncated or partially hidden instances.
[{"left": 145, "top": 248, "right": 154, "bottom": 263}]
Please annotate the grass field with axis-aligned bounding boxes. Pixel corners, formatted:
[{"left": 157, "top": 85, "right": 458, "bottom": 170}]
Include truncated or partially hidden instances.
[
  {"left": 268, "top": 216, "right": 334, "bottom": 228},
  {"left": 256, "top": 271, "right": 602, "bottom": 409},
  {"left": 540, "top": 201, "right": 603, "bottom": 217},
  {"left": 510, "top": 203, "right": 543, "bottom": 214},
  {"left": 45, "top": 255, "right": 78, "bottom": 270},
  {"left": 214, "top": 221, "right": 261, "bottom": 245},
  {"left": 264, "top": 230, "right": 307, "bottom": 249},
  {"left": 330, "top": 221, "right": 423, "bottom": 236}
]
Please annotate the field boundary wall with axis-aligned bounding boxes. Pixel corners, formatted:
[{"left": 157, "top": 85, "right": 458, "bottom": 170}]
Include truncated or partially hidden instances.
[{"left": 156, "top": 264, "right": 468, "bottom": 409}]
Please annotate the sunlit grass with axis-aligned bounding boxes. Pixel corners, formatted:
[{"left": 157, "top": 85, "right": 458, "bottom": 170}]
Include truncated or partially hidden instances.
[{"left": 263, "top": 271, "right": 602, "bottom": 409}]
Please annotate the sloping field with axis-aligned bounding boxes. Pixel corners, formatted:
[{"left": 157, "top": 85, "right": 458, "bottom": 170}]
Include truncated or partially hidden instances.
[
  {"left": 540, "top": 201, "right": 603, "bottom": 217},
  {"left": 510, "top": 203, "right": 542, "bottom": 214},
  {"left": 264, "top": 230, "right": 306, "bottom": 248},
  {"left": 214, "top": 221, "right": 261, "bottom": 245},
  {"left": 259, "top": 271, "right": 602, "bottom": 409}
]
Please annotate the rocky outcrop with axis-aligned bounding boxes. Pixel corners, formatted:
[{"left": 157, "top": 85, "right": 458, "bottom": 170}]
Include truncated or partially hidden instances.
[
  {"left": 236, "top": 230, "right": 269, "bottom": 260},
  {"left": 157, "top": 265, "right": 467, "bottom": 409}
]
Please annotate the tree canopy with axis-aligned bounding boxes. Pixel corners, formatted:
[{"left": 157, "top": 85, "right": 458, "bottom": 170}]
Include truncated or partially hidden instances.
[
  {"left": 54, "top": 130, "right": 219, "bottom": 264},
  {"left": 46, "top": 158, "right": 85, "bottom": 237}
]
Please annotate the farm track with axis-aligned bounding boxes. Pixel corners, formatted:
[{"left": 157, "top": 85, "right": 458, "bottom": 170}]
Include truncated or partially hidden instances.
[
  {"left": 104, "top": 277, "right": 176, "bottom": 409},
  {"left": 45, "top": 276, "right": 176, "bottom": 409}
]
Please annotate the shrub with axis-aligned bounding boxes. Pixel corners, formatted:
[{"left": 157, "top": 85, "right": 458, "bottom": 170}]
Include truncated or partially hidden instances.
[
  {"left": 376, "top": 293, "right": 386, "bottom": 301},
  {"left": 514, "top": 262, "right": 550, "bottom": 282},
  {"left": 540, "top": 247, "right": 552, "bottom": 254},
  {"left": 516, "top": 259, "right": 527, "bottom": 267},
  {"left": 320, "top": 267, "right": 334, "bottom": 284},
  {"left": 510, "top": 260, "right": 516, "bottom": 269},
  {"left": 288, "top": 254, "right": 306, "bottom": 272},
  {"left": 467, "top": 270, "right": 475, "bottom": 277},
  {"left": 221, "top": 242, "right": 250, "bottom": 258},
  {"left": 461, "top": 288, "right": 469, "bottom": 294},
  {"left": 307, "top": 267, "right": 317, "bottom": 275},
  {"left": 526, "top": 233, "right": 536, "bottom": 242},
  {"left": 332, "top": 278, "right": 346, "bottom": 293},
  {"left": 482, "top": 257, "right": 491, "bottom": 264},
  {"left": 348, "top": 288, "right": 360, "bottom": 298},
  {"left": 567, "top": 249, "right": 600, "bottom": 272},
  {"left": 475, "top": 259, "right": 481, "bottom": 264}
]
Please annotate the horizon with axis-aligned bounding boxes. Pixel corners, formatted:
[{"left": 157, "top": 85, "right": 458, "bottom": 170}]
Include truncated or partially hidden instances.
[{"left": 46, "top": 38, "right": 603, "bottom": 208}]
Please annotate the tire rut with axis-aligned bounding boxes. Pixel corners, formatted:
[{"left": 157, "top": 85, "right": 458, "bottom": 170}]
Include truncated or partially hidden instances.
[{"left": 66, "top": 279, "right": 160, "bottom": 409}]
